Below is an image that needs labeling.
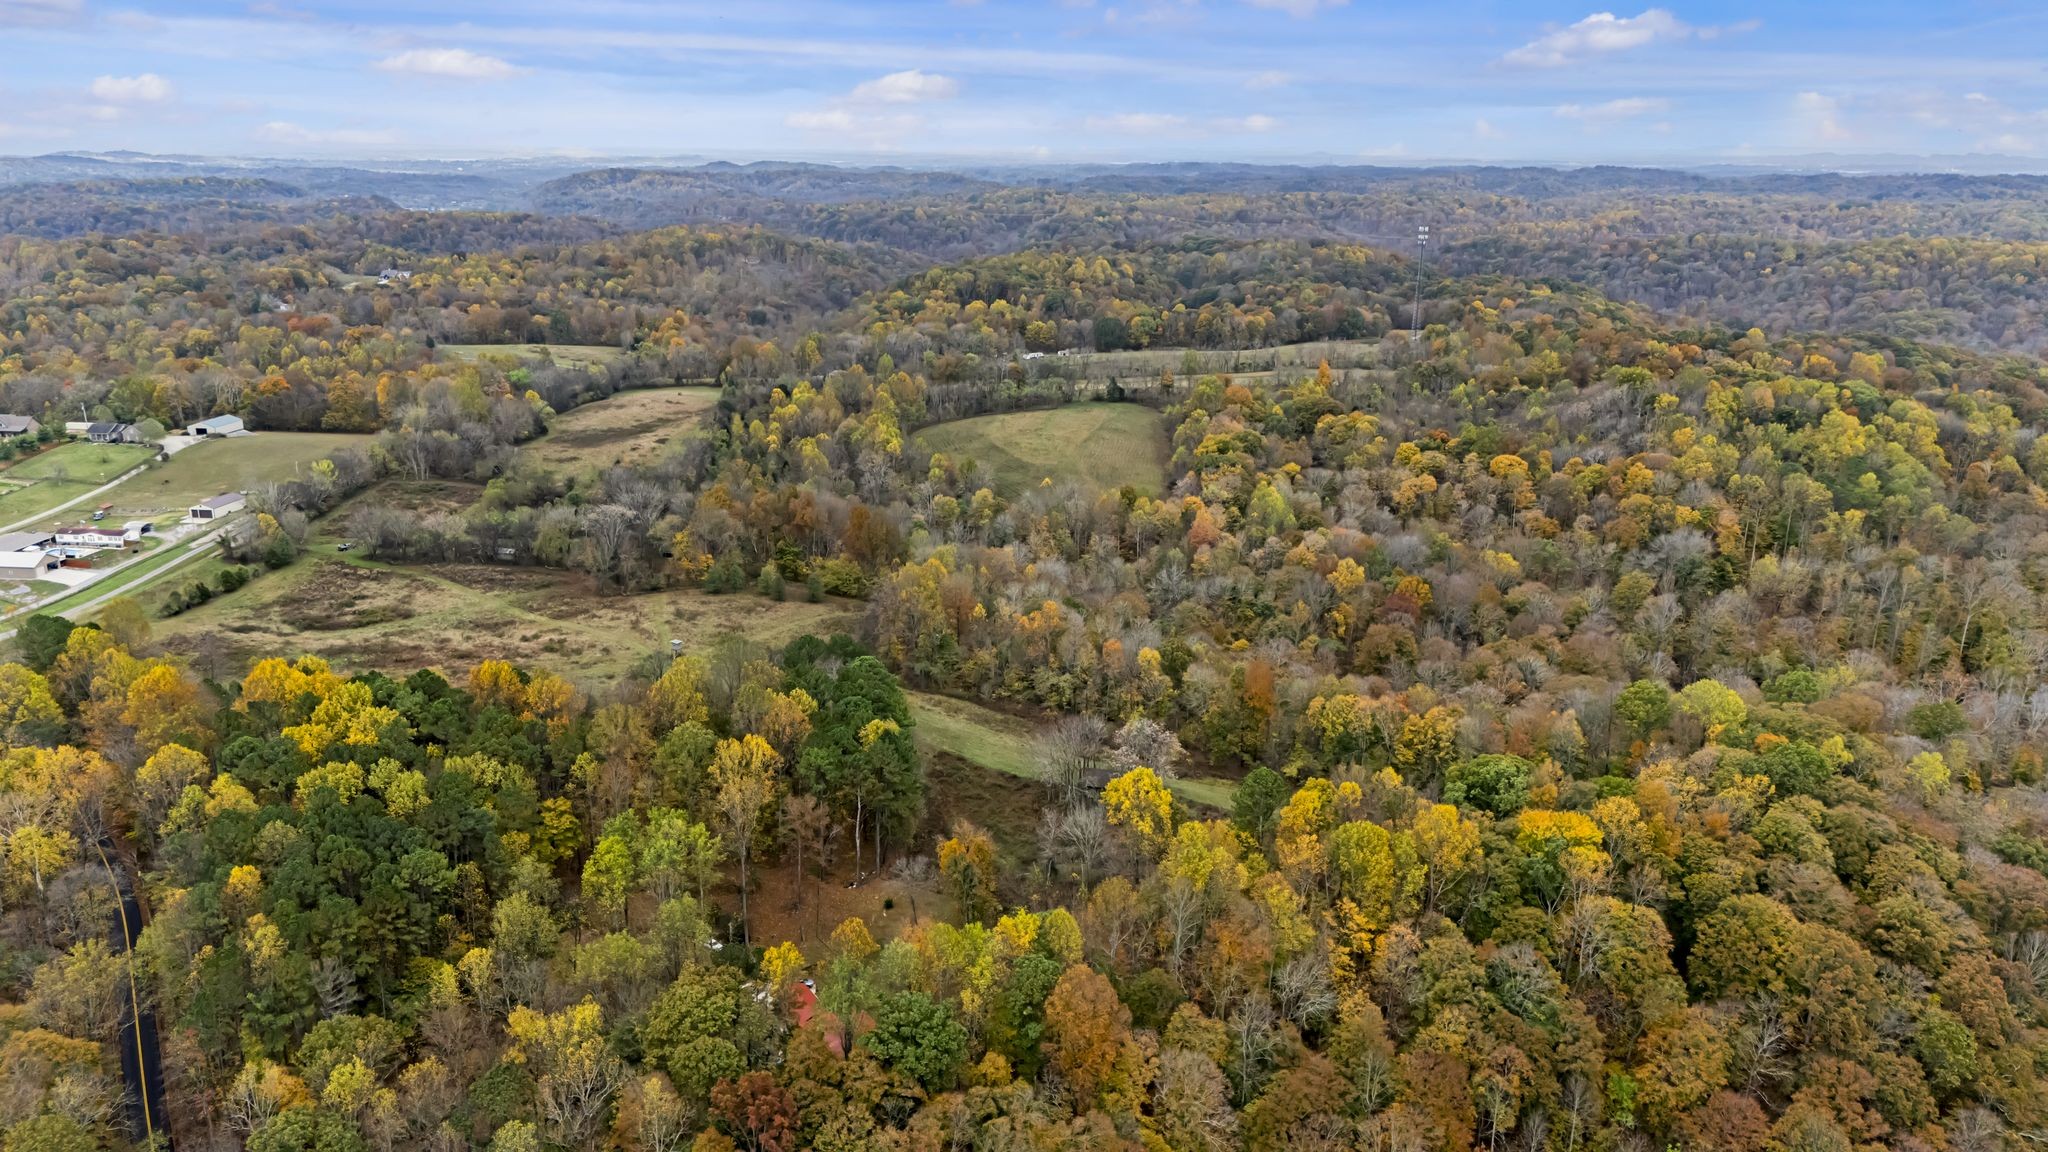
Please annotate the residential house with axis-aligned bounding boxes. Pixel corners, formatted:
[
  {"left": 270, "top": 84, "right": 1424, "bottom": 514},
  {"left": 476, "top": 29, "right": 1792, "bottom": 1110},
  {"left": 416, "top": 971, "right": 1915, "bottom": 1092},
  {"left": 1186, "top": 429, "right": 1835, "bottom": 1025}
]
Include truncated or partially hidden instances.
[
  {"left": 0, "top": 416, "right": 40, "bottom": 438},
  {"left": 53, "top": 525, "right": 128, "bottom": 549},
  {"left": 85, "top": 422, "right": 138, "bottom": 444}
]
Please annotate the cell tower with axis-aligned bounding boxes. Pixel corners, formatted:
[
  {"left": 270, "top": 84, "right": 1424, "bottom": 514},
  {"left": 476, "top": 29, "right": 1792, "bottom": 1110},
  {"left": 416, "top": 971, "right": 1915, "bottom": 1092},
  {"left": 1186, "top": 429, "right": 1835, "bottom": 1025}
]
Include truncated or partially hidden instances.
[{"left": 1410, "top": 224, "right": 1429, "bottom": 345}]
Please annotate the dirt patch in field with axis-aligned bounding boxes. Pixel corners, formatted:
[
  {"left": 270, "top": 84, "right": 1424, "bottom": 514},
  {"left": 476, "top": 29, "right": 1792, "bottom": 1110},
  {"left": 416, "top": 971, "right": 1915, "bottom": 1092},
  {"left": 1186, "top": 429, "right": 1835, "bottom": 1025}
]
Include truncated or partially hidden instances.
[{"left": 275, "top": 563, "right": 417, "bottom": 631}]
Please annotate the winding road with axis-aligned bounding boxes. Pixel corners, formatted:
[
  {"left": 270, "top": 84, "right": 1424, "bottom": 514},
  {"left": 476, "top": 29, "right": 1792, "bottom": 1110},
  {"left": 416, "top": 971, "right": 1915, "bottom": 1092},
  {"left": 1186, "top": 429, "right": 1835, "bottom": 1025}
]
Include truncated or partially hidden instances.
[{"left": 93, "top": 837, "right": 167, "bottom": 1147}]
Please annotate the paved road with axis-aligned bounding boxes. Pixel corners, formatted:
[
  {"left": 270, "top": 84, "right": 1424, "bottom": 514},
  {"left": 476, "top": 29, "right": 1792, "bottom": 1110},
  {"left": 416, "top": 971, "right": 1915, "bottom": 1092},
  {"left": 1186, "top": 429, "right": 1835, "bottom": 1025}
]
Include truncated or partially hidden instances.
[{"left": 94, "top": 838, "right": 167, "bottom": 1147}]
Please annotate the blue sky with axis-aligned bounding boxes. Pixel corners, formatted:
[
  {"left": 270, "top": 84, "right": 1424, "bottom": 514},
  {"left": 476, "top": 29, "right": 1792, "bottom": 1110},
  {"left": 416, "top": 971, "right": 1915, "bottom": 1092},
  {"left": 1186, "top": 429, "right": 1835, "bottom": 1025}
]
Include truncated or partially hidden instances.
[{"left": 3, "top": 0, "right": 2047, "bottom": 163}]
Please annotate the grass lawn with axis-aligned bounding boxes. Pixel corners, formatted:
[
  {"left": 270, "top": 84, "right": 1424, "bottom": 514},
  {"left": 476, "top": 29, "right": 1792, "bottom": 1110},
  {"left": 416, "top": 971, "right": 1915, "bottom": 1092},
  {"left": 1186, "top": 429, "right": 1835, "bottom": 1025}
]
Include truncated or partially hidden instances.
[
  {"left": 0, "top": 442, "right": 155, "bottom": 527},
  {"left": 437, "top": 343, "right": 627, "bottom": 370},
  {"left": 912, "top": 403, "right": 1171, "bottom": 497},
  {"left": 101, "top": 433, "right": 371, "bottom": 515},
  {"left": 153, "top": 556, "right": 862, "bottom": 686},
  {"left": 524, "top": 387, "right": 724, "bottom": 473},
  {"left": 908, "top": 689, "right": 1236, "bottom": 810}
]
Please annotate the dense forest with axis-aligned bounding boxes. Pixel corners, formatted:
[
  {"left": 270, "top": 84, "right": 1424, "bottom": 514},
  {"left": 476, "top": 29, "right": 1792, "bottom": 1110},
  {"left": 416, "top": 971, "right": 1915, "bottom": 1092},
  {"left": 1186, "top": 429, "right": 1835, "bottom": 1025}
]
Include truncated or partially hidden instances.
[{"left": 4, "top": 161, "right": 2048, "bottom": 1151}]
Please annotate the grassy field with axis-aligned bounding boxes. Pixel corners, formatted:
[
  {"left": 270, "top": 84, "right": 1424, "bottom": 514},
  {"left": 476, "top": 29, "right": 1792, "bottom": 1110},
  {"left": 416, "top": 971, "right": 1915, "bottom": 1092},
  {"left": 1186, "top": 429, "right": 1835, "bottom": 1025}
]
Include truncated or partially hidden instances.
[
  {"left": 1046, "top": 338, "right": 1382, "bottom": 384},
  {"left": 97, "top": 433, "right": 371, "bottom": 516},
  {"left": 437, "top": 343, "right": 627, "bottom": 369},
  {"left": 912, "top": 403, "right": 1171, "bottom": 496},
  {"left": 153, "top": 556, "right": 862, "bottom": 685},
  {"left": 525, "top": 387, "right": 723, "bottom": 472},
  {"left": 908, "top": 690, "right": 1236, "bottom": 810},
  {"left": 0, "top": 442, "right": 155, "bottom": 528}
]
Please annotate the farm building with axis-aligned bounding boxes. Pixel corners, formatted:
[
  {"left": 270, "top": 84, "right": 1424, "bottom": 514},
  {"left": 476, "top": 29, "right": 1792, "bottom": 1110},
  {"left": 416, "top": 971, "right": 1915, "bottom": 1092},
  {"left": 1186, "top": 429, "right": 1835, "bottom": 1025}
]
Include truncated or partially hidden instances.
[
  {"left": 0, "top": 550, "right": 57, "bottom": 575},
  {"left": 189, "top": 492, "right": 247, "bottom": 520},
  {"left": 186, "top": 415, "right": 245, "bottom": 437},
  {"left": 85, "top": 422, "right": 139, "bottom": 444},
  {"left": 0, "top": 416, "right": 40, "bottom": 438}
]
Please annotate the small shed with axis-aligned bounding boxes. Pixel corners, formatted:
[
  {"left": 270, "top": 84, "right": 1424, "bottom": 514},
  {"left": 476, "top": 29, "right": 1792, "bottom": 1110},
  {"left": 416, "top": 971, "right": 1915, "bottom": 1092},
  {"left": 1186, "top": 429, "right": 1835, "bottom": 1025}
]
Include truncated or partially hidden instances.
[
  {"left": 189, "top": 493, "right": 247, "bottom": 520},
  {"left": 186, "top": 415, "right": 245, "bottom": 437}
]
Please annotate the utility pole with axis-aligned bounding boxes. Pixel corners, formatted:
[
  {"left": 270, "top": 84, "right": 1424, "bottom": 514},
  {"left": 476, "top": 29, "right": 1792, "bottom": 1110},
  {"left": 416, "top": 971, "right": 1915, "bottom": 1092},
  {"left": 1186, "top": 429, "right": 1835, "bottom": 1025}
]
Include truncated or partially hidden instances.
[{"left": 1410, "top": 224, "right": 1429, "bottom": 345}]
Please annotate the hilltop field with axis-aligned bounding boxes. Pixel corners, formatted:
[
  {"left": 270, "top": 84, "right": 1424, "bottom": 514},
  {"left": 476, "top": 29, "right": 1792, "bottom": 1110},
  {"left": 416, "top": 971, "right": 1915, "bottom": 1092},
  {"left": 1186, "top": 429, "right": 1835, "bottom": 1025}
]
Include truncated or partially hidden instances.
[
  {"left": 911, "top": 402, "right": 1171, "bottom": 496},
  {"left": 521, "top": 385, "right": 723, "bottom": 472}
]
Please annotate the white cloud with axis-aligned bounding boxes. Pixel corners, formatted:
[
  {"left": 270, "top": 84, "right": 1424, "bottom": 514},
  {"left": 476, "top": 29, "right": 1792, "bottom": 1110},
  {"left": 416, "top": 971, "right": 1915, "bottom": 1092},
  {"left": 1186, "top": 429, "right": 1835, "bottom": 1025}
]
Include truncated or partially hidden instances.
[
  {"left": 1555, "top": 96, "right": 1670, "bottom": 122},
  {"left": 1085, "top": 112, "right": 1189, "bottom": 134},
  {"left": 785, "top": 70, "right": 959, "bottom": 147},
  {"left": 1213, "top": 114, "right": 1279, "bottom": 133},
  {"left": 848, "top": 70, "right": 959, "bottom": 104},
  {"left": 1794, "top": 91, "right": 1849, "bottom": 143},
  {"left": 89, "top": 74, "right": 174, "bottom": 104},
  {"left": 374, "top": 48, "right": 523, "bottom": 80},
  {"left": 1503, "top": 9, "right": 1705, "bottom": 68},
  {"left": 1244, "top": 70, "right": 1292, "bottom": 90},
  {"left": 1474, "top": 118, "right": 1503, "bottom": 140},
  {"left": 255, "top": 121, "right": 398, "bottom": 147},
  {"left": 0, "top": 0, "right": 82, "bottom": 27},
  {"left": 1240, "top": 0, "right": 1346, "bottom": 16}
]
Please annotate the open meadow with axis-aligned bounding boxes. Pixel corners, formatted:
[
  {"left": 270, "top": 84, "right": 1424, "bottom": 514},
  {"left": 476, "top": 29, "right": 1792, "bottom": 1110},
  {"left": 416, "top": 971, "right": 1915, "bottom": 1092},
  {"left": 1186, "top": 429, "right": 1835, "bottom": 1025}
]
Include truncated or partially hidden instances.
[
  {"left": 435, "top": 343, "right": 627, "bottom": 369},
  {"left": 100, "top": 432, "right": 371, "bottom": 516},
  {"left": 1042, "top": 337, "right": 1382, "bottom": 386},
  {"left": 522, "top": 386, "right": 723, "bottom": 472},
  {"left": 153, "top": 555, "right": 861, "bottom": 685},
  {"left": 911, "top": 402, "right": 1171, "bottom": 496}
]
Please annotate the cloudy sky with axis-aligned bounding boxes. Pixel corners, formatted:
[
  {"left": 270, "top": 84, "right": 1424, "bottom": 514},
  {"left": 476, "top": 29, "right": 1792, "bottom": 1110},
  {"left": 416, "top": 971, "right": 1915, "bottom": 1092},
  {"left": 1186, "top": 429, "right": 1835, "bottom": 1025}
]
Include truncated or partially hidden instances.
[{"left": 2, "top": 0, "right": 2045, "bottom": 163}]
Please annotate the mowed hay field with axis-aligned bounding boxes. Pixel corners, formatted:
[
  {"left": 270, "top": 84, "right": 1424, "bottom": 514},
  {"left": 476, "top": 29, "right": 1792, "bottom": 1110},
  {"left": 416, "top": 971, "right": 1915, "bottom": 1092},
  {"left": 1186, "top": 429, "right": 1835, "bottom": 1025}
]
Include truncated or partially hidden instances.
[
  {"left": 154, "top": 557, "right": 860, "bottom": 685},
  {"left": 912, "top": 403, "right": 1170, "bottom": 496},
  {"left": 102, "top": 432, "right": 371, "bottom": 516},
  {"left": 0, "top": 442, "right": 154, "bottom": 527},
  {"left": 524, "top": 387, "right": 723, "bottom": 472},
  {"left": 435, "top": 343, "right": 626, "bottom": 369}
]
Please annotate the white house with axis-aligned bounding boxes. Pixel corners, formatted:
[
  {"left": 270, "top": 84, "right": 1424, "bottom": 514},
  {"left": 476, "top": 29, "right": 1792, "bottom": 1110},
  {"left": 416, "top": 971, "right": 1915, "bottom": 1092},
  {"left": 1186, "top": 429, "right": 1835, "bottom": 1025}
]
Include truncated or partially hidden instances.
[
  {"left": 189, "top": 492, "right": 247, "bottom": 520},
  {"left": 54, "top": 526, "right": 127, "bottom": 549}
]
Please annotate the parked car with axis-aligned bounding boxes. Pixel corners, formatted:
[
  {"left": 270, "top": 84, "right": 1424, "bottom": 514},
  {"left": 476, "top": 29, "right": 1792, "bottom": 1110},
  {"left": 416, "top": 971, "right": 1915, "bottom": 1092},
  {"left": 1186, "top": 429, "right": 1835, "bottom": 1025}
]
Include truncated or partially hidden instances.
[{"left": 90, "top": 510, "right": 105, "bottom": 521}]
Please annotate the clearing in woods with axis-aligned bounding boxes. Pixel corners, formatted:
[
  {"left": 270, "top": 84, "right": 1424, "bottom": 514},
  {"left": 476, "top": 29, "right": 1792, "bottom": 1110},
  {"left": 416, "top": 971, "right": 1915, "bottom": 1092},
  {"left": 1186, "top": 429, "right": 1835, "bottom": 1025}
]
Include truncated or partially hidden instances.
[
  {"left": 153, "top": 556, "right": 860, "bottom": 685},
  {"left": 524, "top": 387, "right": 724, "bottom": 472},
  {"left": 908, "top": 690, "right": 1237, "bottom": 810},
  {"left": 434, "top": 343, "right": 627, "bottom": 369},
  {"left": 911, "top": 403, "right": 1170, "bottom": 496},
  {"left": 101, "top": 433, "right": 372, "bottom": 515}
]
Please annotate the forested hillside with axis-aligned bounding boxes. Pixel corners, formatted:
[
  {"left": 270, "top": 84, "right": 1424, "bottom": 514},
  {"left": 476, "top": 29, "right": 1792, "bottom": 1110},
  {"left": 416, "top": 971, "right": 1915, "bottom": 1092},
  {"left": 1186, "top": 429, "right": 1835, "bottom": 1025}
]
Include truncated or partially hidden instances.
[{"left": 4, "top": 162, "right": 2048, "bottom": 1152}]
